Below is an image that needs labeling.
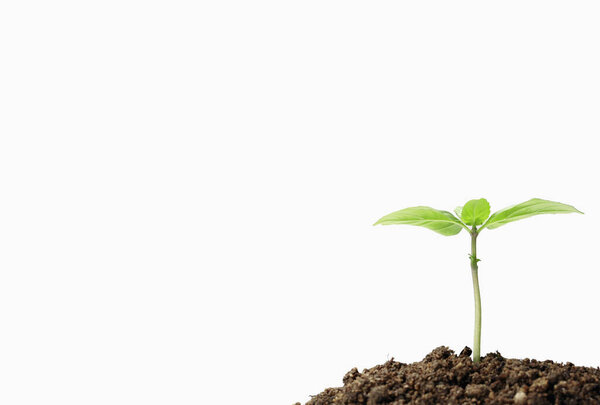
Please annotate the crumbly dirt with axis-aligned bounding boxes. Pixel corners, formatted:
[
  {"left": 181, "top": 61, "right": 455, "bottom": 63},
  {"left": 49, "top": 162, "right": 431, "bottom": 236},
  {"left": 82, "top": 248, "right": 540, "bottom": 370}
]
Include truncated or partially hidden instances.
[{"left": 297, "top": 346, "right": 600, "bottom": 405}]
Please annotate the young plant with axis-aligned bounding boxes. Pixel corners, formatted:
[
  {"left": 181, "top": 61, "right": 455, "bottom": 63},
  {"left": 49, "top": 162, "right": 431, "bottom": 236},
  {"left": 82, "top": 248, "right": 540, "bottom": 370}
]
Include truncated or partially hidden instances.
[{"left": 374, "top": 198, "right": 582, "bottom": 363}]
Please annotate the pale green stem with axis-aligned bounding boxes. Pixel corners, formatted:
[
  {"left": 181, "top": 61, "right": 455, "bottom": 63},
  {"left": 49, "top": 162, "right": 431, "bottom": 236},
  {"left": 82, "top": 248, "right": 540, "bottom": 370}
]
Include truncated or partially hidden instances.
[{"left": 470, "top": 227, "right": 481, "bottom": 363}]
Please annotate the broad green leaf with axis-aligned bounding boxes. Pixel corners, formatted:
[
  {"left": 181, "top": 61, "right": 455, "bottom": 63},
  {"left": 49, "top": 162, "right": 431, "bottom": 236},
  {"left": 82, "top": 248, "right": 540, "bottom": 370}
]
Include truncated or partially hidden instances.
[
  {"left": 480, "top": 198, "right": 583, "bottom": 230},
  {"left": 374, "top": 206, "right": 465, "bottom": 236},
  {"left": 461, "top": 198, "right": 491, "bottom": 226}
]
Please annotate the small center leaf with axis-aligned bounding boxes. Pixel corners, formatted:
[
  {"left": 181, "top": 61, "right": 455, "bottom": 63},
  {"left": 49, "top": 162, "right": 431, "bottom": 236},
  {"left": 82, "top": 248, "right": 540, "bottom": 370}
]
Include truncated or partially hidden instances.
[{"left": 461, "top": 198, "right": 491, "bottom": 226}]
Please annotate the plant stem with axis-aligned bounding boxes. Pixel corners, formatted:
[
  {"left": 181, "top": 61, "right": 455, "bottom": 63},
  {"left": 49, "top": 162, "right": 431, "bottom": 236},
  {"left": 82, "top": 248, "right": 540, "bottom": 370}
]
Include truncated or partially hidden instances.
[{"left": 470, "top": 227, "right": 481, "bottom": 363}]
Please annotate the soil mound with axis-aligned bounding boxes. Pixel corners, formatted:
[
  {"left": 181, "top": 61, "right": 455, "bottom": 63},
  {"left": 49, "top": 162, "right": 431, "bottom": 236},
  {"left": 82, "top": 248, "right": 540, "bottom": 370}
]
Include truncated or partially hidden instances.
[{"left": 298, "top": 346, "right": 600, "bottom": 404}]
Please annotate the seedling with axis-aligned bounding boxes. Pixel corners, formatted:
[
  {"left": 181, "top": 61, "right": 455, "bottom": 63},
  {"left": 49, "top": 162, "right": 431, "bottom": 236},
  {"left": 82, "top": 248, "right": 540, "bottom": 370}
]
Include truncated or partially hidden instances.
[{"left": 374, "top": 198, "right": 582, "bottom": 363}]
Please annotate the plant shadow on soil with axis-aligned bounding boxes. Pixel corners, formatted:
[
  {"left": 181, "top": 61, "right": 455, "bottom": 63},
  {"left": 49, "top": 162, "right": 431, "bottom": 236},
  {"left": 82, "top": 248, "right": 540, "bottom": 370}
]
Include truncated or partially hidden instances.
[{"left": 296, "top": 346, "right": 600, "bottom": 405}]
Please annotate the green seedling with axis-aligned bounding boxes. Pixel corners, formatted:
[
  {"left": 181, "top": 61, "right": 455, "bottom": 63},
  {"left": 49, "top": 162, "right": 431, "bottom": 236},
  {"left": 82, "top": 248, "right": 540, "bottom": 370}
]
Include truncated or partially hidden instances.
[{"left": 374, "top": 198, "right": 582, "bottom": 363}]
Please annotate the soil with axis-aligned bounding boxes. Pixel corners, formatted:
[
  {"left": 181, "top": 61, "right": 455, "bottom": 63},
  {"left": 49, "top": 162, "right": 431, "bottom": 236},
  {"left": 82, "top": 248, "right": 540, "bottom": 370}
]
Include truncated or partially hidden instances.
[{"left": 296, "top": 346, "right": 600, "bottom": 405}]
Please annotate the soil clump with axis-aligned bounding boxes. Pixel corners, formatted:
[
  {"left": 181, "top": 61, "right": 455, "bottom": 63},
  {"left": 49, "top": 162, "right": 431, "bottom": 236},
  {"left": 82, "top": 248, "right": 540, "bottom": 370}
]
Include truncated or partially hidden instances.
[{"left": 298, "top": 346, "right": 600, "bottom": 404}]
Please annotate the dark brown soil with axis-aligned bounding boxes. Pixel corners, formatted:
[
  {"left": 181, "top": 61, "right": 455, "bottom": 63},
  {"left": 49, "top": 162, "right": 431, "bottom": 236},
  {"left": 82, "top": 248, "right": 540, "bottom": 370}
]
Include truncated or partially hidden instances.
[{"left": 297, "top": 347, "right": 600, "bottom": 405}]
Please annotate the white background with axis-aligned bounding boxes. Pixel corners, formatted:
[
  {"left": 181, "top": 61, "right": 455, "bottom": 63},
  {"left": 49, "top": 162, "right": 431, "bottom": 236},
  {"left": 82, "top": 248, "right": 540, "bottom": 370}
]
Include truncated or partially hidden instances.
[{"left": 1, "top": 1, "right": 599, "bottom": 404}]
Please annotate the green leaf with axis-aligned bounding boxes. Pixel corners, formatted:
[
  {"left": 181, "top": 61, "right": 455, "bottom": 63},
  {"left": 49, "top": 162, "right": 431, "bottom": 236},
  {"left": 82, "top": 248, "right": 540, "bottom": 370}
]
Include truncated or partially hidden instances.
[
  {"left": 374, "top": 206, "right": 466, "bottom": 236},
  {"left": 461, "top": 198, "right": 491, "bottom": 226},
  {"left": 480, "top": 198, "right": 583, "bottom": 230},
  {"left": 454, "top": 206, "right": 463, "bottom": 218}
]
